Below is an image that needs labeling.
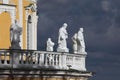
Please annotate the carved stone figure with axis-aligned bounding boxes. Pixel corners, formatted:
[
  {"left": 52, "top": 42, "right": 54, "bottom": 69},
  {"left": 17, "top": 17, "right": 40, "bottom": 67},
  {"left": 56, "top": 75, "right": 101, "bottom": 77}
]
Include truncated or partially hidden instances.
[
  {"left": 77, "top": 28, "right": 85, "bottom": 52},
  {"left": 57, "top": 23, "right": 69, "bottom": 52},
  {"left": 46, "top": 38, "right": 55, "bottom": 51},
  {"left": 10, "top": 20, "right": 22, "bottom": 49},
  {"left": 72, "top": 28, "right": 86, "bottom": 53},
  {"left": 72, "top": 33, "right": 78, "bottom": 53}
]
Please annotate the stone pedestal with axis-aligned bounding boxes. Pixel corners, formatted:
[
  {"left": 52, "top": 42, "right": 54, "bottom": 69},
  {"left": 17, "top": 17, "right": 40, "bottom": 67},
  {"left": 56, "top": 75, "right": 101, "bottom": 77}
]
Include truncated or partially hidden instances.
[{"left": 57, "top": 47, "right": 69, "bottom": 52}]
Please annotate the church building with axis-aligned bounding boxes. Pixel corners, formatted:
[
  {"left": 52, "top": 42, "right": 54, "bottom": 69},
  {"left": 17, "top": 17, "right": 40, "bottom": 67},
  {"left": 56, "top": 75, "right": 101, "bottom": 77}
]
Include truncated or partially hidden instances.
[
  {"left": 0, "top": 0, "right": 38, "bottom": 50},
  {"left": 0, "top": 0, "right": 93, "bottom": 80}
]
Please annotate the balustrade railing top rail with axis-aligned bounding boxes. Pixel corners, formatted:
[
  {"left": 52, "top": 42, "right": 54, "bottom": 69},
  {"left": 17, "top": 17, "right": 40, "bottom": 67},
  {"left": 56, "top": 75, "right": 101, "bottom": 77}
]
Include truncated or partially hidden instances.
[{"left": 0, "top": 49, "right": 87, "bottom": 71}]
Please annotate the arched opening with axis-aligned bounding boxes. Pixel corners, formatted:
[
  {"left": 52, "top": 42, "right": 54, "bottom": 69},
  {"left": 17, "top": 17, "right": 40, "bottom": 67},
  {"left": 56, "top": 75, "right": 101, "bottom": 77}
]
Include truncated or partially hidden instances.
[
  {"left": 27, "top": 15, "right": 32, "bottom": 49},
  {"left": 0, "top": 12, "right": 11, "bottom": 49}
]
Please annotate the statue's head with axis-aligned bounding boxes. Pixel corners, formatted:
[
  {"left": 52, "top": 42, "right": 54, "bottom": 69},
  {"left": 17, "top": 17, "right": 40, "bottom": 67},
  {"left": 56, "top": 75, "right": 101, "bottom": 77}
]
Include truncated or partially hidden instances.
[
  {"left": 80, "top": 28, "right": 84, "bottom": 32},
  {"left": 63, "top": 23, "right": 68, "bottom": 28},
  {"left": 48, "top": 38, "right": 51, "bottom": 41}
]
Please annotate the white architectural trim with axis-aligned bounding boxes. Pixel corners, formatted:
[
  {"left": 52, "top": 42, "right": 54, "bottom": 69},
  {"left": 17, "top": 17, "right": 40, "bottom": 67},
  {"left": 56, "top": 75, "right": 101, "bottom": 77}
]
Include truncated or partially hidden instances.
[
  {"left": 2, "top": 0, "right": 9, "bottom": 4},
  {"left": 25, "top": 4, "right": 38, "bottom": 50},
  {"left": 29, "top": 0, "right": 37, "bottom": 3},
  {"left": 19, "top": 0, "right": 23, "bottom": 49},
  {"left": 0, "top": 5, "right": 16, "bottom": 24},
  {"left": 25, "top": 9, "right": 29, "bottom": 49},
  {"left": 26, "top": 13, "right": 31, "bottom": 49}
]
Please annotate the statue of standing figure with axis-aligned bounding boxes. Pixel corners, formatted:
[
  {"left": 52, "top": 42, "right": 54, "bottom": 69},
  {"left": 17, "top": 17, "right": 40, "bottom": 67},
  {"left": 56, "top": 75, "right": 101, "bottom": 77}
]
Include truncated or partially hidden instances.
[
  {"left": 46, "top": 38, "right": 55, "bottom": 51},
  {"left": 72, "top": 33, "right": 78, "bottom": 53},
  {"left": 72, "top": 28, "right": 85, "bottom": 53},
  {"left": 57, "top": 23, "right": 69, "bottom": 52},
  {"left": 77, "top": 28, "right": 85, "bottom": 52},
  {"left": 10, "top": 20, "right": 22, "bottom": 49}
]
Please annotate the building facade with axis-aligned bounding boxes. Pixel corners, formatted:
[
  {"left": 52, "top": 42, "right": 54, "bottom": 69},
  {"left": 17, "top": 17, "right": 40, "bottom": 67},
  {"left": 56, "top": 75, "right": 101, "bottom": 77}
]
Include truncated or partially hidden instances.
[
  {"left": 0, "top": 0, "right": 38, "bottom": 50},
  {"left": 0, "top": 0, "right": 93, "bottom": 80}
]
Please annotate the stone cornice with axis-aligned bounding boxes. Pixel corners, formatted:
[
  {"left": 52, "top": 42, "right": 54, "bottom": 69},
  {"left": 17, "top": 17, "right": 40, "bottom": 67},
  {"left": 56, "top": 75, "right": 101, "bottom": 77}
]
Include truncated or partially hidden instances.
[{"left": 0, "top": 3, "right": 16, "bottom": 7}]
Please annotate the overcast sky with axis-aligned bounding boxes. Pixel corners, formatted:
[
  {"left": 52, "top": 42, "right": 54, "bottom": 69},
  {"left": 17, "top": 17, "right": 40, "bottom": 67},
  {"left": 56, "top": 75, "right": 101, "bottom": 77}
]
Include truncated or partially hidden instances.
[{"left": 37, "top": 0, "right": 120, "bottom": 80}]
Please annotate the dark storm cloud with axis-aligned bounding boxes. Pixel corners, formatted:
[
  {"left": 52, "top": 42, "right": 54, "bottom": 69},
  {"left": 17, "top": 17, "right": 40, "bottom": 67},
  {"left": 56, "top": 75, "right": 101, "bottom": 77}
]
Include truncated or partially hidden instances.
[{"left": 37, "top": 0, "right": 120, "bottom": 80}]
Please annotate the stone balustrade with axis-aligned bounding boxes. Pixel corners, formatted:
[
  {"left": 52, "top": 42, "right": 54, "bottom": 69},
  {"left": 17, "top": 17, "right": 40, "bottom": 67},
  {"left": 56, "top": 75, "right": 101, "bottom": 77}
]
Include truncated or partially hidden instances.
[{"left": 0, "top": 49, "right": 87, "bottom": 71}]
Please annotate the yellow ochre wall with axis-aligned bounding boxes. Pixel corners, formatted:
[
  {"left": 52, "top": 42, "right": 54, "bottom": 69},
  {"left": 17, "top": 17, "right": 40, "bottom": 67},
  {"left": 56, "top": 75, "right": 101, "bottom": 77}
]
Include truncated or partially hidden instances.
[
  {"left": 0, "top": 12, "right": 11, "bottom": 49},
  {"left": 0, "top": 0, "right": 35, "bottom": 49}
]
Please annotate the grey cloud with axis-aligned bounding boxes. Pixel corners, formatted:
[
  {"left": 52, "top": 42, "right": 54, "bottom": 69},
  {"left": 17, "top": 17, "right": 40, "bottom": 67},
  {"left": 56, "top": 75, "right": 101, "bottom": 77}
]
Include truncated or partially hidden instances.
[
  {"left": 101, "top": 0, "right": 111, "bottom": 11},
  {"left": 87, "top": 51, "right": 120, "bottom": 80}
]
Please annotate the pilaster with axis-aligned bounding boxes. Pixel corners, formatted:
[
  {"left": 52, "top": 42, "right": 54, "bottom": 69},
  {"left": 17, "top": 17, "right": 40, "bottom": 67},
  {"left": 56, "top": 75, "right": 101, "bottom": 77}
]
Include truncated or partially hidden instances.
[{"left": 19, "top": 0, "right": 23, "bottom": 49}]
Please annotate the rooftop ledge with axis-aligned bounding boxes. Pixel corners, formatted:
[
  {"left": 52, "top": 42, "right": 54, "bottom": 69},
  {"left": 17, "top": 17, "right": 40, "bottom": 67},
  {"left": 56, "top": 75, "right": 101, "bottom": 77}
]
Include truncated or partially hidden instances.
[
  {"left": 0, "top": 69, "right": 94, "bottom": 78},
  {"left": 0, "top": 49, "right": 87, "bottom": 72}
]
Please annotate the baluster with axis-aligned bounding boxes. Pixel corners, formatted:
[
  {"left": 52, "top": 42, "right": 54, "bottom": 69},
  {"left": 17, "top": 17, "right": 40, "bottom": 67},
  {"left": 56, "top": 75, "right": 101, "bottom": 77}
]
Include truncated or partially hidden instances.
[
  {"left": 52, "top": 54, "right": 54, "bottom": 66},
  {"left": 19, "top": 52, "right": 22, "bottom": 64},
  {"left": 0, "top": 51, "right": 1, "bottom": 64},
  {"left": 37, "top": 53, "right": 40, "bottom": 64},
  {"left": 38, "top": 53, "right": 40, "bottom": 65},
  {"left": 32, "top": 53, "right": 35, "bottom": 64},
  {"left": 4, "top": 51, "right": 7, "bottom": 64},
  {"left": 39, "top": 52, "right": 41, "bottom": 65},
  {"left": 54, "top": 54, "right": 56, "bottom": 66},
  {"left": 30, "top": 52, "right": 32, "bottom": 64},
  {"left": 48, "top": 54, "right": 50, "bottom": 65},
  {"left": 21, "top": 53, "right": 25, "bottom": 64},
  {"left": 35, "top": 53, "right": 37, "bottom": 64},
  {"left": 56, "top": 55, "right": 58, "bottom": 66},
  {"left": 31, "top": 53, "right": 35, "bottom": 64},
  {"left": 1, "top": 52, "right": 4, "bottom": 64},
  {"left": 48, "top": 54, "right": 51, "bottom": 65},
  {"left": 51, "top": 54, "right": 53, "bottom": 66},
  {"left": 59, "top": 54, "right": 62, "bottom": 68},
  {"left": 27, "top": 52, "right": 30, "bottom": 64},
  {"left": 40, "top": 53, "right": 44, "bottom": 66},
  {"left": 24, "top": 52, "right": 28, "bottom": 64},
  {"left": 45, "top": 53, "right": 48, "bottom": 66},
  {"left": 23, "top": 53, "right": 26, "bottom": 64},
  {"left": 6, "top": 52, "right": 10, "bottom": 64},
  {"left": 50, "top": 54, "right": 52, "bottom": 66},
  {"left": 20, "top": 52, "right": 22, "bottom": 64},
  {"left": 36, "top": 53, "right": 38, "bottom": 64},
  {"left": 57, "top": 55, "right": 59, "bottom": 66},
  {"left": 28, "top": 52, "right": 31, "bottom": 64}
]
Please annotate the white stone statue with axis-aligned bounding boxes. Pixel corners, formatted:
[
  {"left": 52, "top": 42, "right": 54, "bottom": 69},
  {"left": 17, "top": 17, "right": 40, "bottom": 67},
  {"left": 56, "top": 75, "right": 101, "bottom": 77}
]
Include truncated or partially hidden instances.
[
  {"left": 10, "top": 20, "right": 22, "bottom": 49},
  {"left": 77, "top": 28, "right": 85, "bottom": 52},
  {"left": 72, "top": 33, "right": 78, "bottom": 53},
  {"left": 46, "top": 38, "right": 55, "bottom": 51},
  {"left": 72, "top": 28, "right": 86, "bottom": 53},
  {"left": 57, "top": 23, "right": 69, "bottom": 52}
]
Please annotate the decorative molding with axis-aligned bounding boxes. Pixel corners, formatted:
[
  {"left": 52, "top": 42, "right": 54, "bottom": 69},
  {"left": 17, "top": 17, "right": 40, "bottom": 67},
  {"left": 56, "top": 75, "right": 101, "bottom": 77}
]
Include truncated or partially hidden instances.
[
  {"left": 25, "top": 9, "right": 29, "bottom": 49},
  {"left": 29, "top": 0, "right": 37, "bottom": 3},
  {"left": 0, "top": 4, "right": 16, "bottom": 24},
  {"left": 25, "top": 4, "right": 36, "bottom": 12},
  {"left": 25, "top": 3, "right": 38, "bottom": 50}
]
